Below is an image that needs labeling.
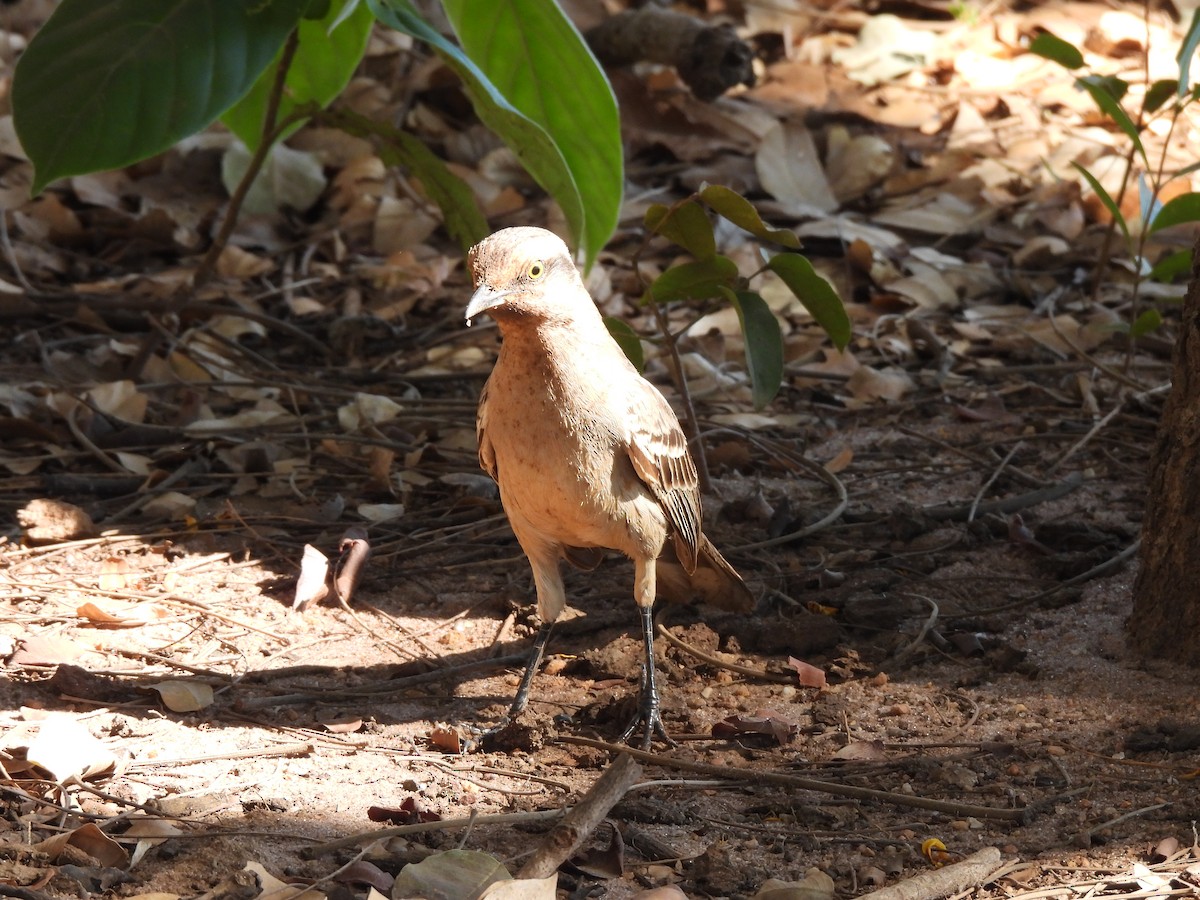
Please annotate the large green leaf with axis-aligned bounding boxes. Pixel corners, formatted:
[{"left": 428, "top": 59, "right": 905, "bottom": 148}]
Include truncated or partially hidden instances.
[
  {"left": 645, "top": 201, "right": 716, "bottom": 260},
  {"left": 648, "top": 256, "right": 738, "bottom": 303},
  {"left": 441, "top": 0, "right": 622, "bottom": 269},
  {"left": 370, "top": 0, "right": 585, "bottom": 263},
  {"left": 1149, "top": 192, "right": 1200, "bottom": 233},
  {"left": 765, "top": 254, "right": 850, "bottom": 350},
  {"left": 223, "top": 0, "right": 374, "bottom": 150},
  {"left": 1029, "top": 32, "right": 1083, "bottom": 70},
  {"left": 13, "top": 0, "right": 311, "bottom": 193},
  {"left": 724, "top": 289, "right": 784, "bottom": 409},
  {"left": 699, "top": 184, "right": 801, "bottom": 248}
]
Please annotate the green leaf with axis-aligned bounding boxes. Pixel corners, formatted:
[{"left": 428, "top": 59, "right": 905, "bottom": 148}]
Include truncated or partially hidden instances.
[
  {"left": 765, "top": 254, "right": 850, "bottom": 350},
  {"left": 1144, "top": 79, "right": 1179, "bottom": 114},
  {"left": 698, "top": 184, "right": 801, "bottom": 248},
  {"left": 1148, "top": 248, "right": 1193, "bottom": 283},
  {"left": 1149, "top": 191, "right": 1200, "bottom": 233},
  {"left": 1077, "top": 75, "right": 1145, "bottom": 165},
  {"left": 1130, "top": 308, "right": 1163, "bottom": 337},
  {"left": 1179, "top": 9, "right": 1200, "bottom": 96},
  {"left": 324, "top": 108, "right": 488, "bottom": 250},
  {"left": 648, "top": 256, "right": 738, "bottom": 303},
  {"left": 604, "top": 317, "right": 645, "bottom": 371},
  {"left": 1071, "top": 162, "right": 1130, "bottom": 243},
  {"left": 13, "top": 0, "right": 311, "bottom": 193},
  {"left": 723, "top": 289, "right": 784, "bottom": 409},
  {"left": 1029, "top": 32, "right": 1083, "bottom": 70},
  {"left": 645, "top": 201, "right": 716, "bottom": 260},
  {"left": 371, "top": 0, "right": 585, "bottom": 265},
  {"left": 223, "top": 0, "right": 373, "bottom": 150},
  {"left": 441, "top": 0, "right": 622, "bottom": 270}
]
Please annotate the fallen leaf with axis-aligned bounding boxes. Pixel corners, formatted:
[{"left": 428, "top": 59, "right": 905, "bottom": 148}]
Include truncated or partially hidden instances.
[
  {"left": 787, "top": 657, "right": 828, "bottom": 689},
  {"left": 149, "top": 681, "right": 214, "bottom": 713}
]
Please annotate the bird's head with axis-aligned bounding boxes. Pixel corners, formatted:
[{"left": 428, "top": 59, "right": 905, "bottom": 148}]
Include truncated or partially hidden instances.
[{"left": 465, "top": 227, "right": 591, "bottom": 326}]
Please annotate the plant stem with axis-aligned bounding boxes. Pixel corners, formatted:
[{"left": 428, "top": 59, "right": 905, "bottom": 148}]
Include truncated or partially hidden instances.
[
  {"left": 648, "top": 299, "right": 712, "bottom": 492},
  {"left": 193, "top": 27, "right": 302, "bottom": 290}
]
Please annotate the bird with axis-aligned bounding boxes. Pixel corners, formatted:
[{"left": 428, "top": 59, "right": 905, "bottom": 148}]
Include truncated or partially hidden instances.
[{"left": 465, "top": 225, "right": 754, "bottom": 748}]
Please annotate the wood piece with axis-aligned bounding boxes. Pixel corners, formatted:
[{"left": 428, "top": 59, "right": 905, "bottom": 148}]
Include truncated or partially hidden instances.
[
  {"left": 517, "top": 753, "right": 642, "bottom": 879},
  {"left": 586, "top": 7, "right": 755, "bottom": 101},
  {"left": 855, "top": 847, "right": 1003, "bottom": 900}
]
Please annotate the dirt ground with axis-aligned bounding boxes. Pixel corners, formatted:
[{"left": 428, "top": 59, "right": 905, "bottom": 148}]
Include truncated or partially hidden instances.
[
  {"left": 3, "top": 338, "right": 1196, "bottom": 899},
  {"left": 4, "top": 0, "right": 1200, "bottom": 897}
]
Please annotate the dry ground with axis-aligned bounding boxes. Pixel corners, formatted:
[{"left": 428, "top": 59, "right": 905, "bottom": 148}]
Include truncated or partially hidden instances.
[{"left": 3, "top": 0, "right": 1200, "bottom": 897}]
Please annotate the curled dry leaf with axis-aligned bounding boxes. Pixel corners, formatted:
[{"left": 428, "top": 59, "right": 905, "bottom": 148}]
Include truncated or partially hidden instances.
[
  {"left": 333, "top": 527, "right": 371, "bottom": 605},
  {"left": 712, "top": 710, "right": 800, "bottom": 745},
  {"left": 34, "top": 822, "right": 129, "bottom": 868},
  {"left": 569, "top": 821, "right": 625, "bottom": 878},
  {"left": 333, "top": 859, "right": 394, "bottom": 895},
  {"left": 429, "top": 726, "right": 464, "bottom": 754},
  {"left": 368, "top": 796, "right": 442, "bottom": 825},
  {"left": 293, "top": 544, "right": 331, "bottom": 612},
  {"left": 149, "top": 681, "right": 214, "bottom": 713},
  {"left": 24, "top": 716, "right": 117, "bottom": 782},
  {"left": 833, "top": 740, "right": 887, "bottom": 761},
  {"left": 787, "top": 657, "right": 828, "bottom": 689},
  {"left": 751, "top": 868, "right": 836, "bottom": 900}
]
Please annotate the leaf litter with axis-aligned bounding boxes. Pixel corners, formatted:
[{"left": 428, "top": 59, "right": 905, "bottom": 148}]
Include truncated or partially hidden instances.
[{"left": 1, "top": 0, "right": 1200, "bottom": 898}]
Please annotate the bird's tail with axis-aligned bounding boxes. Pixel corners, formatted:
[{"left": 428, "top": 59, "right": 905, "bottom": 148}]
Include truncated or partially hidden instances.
[{"left": 657, "top": 535, "right": 754, "bottom": 611}]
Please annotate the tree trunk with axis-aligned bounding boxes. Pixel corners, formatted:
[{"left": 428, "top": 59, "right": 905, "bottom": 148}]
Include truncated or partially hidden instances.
[{"left": 1129, "top": 234, "right": 1200, "bottom": 664}]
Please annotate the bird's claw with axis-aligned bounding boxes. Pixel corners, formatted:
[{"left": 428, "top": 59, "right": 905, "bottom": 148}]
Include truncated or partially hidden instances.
[{"left": 617, "top": 693, "right": 677, "bottom": 750}]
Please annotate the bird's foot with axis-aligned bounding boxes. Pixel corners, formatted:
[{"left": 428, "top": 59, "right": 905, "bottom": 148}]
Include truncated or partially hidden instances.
[{"left": 617, "top": 693, "right": 677, "bottom": 750}]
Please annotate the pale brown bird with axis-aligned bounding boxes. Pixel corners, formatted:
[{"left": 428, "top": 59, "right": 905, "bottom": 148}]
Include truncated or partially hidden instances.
[{"left": 466, "top": 226, "right": 754, "bottom": 747}]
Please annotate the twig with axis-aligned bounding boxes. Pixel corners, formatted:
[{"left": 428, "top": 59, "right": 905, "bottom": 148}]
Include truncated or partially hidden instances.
[
  {"left": 655, "top": 622, "right": 793, "bottom": 683},
  {"left": 306, "top": 809, "right": 566, "bottom": 856},
  {"left": 1046, "top": 399, "right": 1123, "bottom": 474},
  {"left": 897, "top": 426, "right": 1042, "bottom": 489},
  {"left": 1074, "top": 801, "right": 1169, "bottom": 848},
  {"left": 892, "top": 595, "right": 940, "bottom": 663},
  {"left": 517, "top": 754, "right": 642, "bottom": 879},
  {"left": 124, "top": 742, "right": 314, "bottom": 772},
  {"left": 952, "top": 537, "right": 1140, "bottom": 617},
  {"left": 557, "top": 737, "right": 1030, "bottom": 821},
  {"left": 969, "top": 442, "right": 1021, "bottom": 522},
  {"left": 193, "top": 29, "right": 301, "bottom": 289},
  {"left": 855, "top": 847, "right": 1004, "bottom": 900},
  {"left": 922, "top": 471, "right": 1083, "bottom": 522}
]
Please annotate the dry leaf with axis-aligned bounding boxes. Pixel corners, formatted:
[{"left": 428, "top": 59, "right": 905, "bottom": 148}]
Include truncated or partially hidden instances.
[
  {"left": 149, "top": 681, "right": 214, "bottom": 713},
  {"left": 833, "top": 740, "right": 887, "bottom": 761},
  {"left": 34, "top": 822, "right": 129, "bottom": 868},
  {"left": 787, "top": 657, "right": 828, "bottom": 689},
  {"left": 294, "top": 544, "right": 331, "bottom": 612},
  {"left": 752, "top": 869, "right": 836, "bottom": 900},
  {"left": 755, "top": 121, "right": 838, "bottom": 216},
  {"left": 24, "top": 716, "right": 117, "bottom": 781}
]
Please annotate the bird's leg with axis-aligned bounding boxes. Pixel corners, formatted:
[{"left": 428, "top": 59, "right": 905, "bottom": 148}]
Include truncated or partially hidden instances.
[
  {"left": 618, "top": 603, "right": 675, "bottom": 749},
  {"left": 619, "top": 558, "right": 676, "bottom": 749},
  {"left": 472, "top": 621, "right": 554, "bottom": 744}
]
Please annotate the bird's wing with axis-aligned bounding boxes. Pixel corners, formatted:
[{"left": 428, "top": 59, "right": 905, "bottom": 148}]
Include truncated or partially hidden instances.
[
  {"left": 624, "top": 381, "right": 702, "bottom": 572},
  {"left": 476, "top": 379, "right": 499, "bottom": 482}
]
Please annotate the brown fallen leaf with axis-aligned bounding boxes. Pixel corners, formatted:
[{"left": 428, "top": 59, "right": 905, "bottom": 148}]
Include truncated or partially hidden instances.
[
  {"left": 788, "top": 656, "right": 828, "bottom": 689},
  {"left": 712, "top": 710, "right": 799, "bottom": 745}
]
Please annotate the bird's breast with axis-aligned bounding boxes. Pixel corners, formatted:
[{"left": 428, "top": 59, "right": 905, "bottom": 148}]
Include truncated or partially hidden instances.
[{"left": 482, "top": 352, "right": 666, "bottom": 557}]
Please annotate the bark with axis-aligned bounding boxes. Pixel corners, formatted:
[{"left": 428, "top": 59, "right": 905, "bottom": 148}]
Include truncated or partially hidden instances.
[{"left": 1129, "top": 234, "right": 1200, "bottom": 664}]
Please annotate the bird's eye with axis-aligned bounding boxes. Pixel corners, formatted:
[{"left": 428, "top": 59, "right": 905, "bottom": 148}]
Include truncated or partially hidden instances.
[{"left": 528, "top": 261, "right": 545, "bottom": 279}]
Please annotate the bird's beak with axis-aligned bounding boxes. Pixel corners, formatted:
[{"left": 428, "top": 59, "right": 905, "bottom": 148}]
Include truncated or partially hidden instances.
[{"left": 465, "top": 285, "right": 510, "bottom": 325}]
